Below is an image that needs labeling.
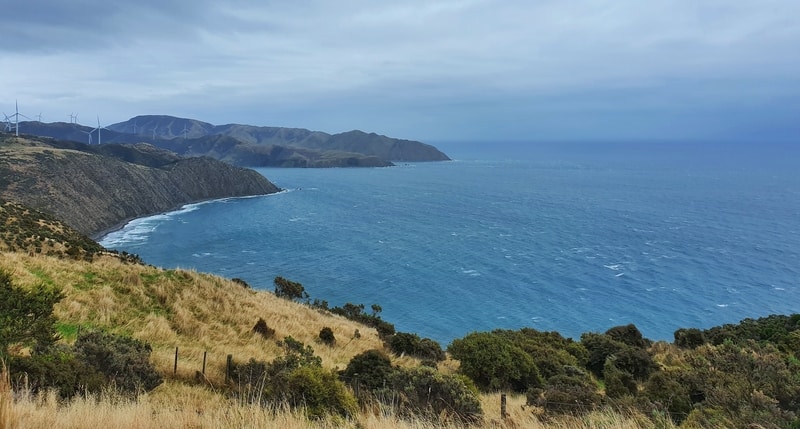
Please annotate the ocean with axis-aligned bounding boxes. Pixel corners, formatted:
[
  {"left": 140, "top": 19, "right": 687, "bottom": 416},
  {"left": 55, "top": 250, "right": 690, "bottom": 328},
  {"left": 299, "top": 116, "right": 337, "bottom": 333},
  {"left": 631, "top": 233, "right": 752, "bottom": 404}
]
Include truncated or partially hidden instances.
[{"left": 100, "top": 141, "right": 800, "bottom": 345}]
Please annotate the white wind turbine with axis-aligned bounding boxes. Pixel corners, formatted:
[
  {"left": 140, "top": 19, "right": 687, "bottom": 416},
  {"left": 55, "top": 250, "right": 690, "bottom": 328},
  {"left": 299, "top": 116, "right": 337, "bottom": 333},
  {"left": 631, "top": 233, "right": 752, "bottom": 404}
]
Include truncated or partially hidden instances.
[
  {"left": 4, "top": 100, "right": 31, "bottom": 136},
  {"left": 2, "top": 113, "right": 12, "bottom": 132},
  {"left": 91, "top": 116, "right": 110, "bottom": 145},
  {"left": 81, "top": 128, "right": 93, "bottom": 144}
]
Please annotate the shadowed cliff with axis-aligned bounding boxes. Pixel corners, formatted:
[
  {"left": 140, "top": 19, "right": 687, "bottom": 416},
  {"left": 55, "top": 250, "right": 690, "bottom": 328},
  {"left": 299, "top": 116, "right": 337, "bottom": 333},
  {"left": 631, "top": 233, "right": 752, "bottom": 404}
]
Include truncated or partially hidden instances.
[{"left": 0, "top": 135, "right": 280, "bottom": 237}]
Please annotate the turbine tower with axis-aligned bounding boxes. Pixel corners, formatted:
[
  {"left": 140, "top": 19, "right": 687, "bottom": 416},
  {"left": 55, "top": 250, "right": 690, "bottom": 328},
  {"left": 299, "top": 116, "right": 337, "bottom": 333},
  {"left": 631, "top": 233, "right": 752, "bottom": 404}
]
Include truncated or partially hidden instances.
[
  {"left": 91, "top": 116, "right": 110, "bottom": 145},
  {"left": 5, "top": 100, "right": 30, "bottom": 137},
  {"left": 81, "top": 129, "right": 93, "bottom": 144},
  {"left": 2, "top": 114, "right": 12, "bottom": 132}
]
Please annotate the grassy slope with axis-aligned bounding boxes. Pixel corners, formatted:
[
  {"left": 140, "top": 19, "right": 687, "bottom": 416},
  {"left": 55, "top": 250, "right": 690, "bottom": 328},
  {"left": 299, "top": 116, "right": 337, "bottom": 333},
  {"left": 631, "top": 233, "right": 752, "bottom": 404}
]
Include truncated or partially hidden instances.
[{"left": 0, "top": 206, "right": 657, "bottom": 428}]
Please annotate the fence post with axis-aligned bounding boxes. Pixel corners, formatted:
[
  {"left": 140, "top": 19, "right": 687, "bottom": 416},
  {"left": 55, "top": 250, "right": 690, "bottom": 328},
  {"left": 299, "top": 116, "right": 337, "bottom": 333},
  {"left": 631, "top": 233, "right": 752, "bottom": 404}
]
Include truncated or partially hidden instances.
[
  {"left": 202, "top": 351, "right": 207, "bottom": 375},
  {"left": 501, "top": 393, "right": 507, "bottom": 419},
  {"left": 173, "top": 347, "right": 178, "bottom": 376},
  {"left": 225, "top": 354, "right": 233, "bottom": 383}
]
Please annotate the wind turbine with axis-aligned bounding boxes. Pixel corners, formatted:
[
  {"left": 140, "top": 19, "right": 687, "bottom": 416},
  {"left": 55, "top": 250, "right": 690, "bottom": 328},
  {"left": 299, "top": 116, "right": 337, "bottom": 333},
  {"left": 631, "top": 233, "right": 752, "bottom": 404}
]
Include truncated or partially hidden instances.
[
  {"left": 92, "top": 116, "right": 109, "bottom": 145},
  {"left": 5, "top": 100, "right": 31, "bottom": 136},
  {"left": 2, "top": 113, "right": 12, "bottom": 132},
  {"left": 80, "top": 128, "right": 93, "bottom": 144}
]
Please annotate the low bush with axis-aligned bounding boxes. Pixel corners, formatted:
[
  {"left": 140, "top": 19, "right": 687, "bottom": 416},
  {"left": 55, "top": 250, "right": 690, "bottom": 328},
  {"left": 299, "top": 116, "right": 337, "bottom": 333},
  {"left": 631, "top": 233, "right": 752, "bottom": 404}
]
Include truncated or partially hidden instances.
[
  {"left": 318, "top": 327, "right": 335, "bottom": 346},
  {"left": 253, "top": 318, "right": 275, "bottom": 339},
  {"left": 388, "top": 332, "right": 445, "bottom": 361},
  {"left": 73, "top": 331, "right": 162, "bottom": 394},
  {"left": 387, "top": 366, "right": 482, "bottom": 424}
]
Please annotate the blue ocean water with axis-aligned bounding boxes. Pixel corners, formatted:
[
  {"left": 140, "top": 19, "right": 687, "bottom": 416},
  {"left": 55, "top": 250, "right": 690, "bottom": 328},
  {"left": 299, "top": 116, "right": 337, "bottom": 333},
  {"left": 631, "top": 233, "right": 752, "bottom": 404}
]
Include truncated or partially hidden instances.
[{"left": 100, "top": 141, "right": 800, "bottom": 345}]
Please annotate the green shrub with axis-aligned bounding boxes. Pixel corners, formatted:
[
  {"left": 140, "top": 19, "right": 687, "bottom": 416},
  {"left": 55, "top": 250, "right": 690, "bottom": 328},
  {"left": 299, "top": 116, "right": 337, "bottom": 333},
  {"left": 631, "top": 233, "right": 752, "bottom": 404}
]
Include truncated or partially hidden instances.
[
  {"left": 73, "top": 331, "right": 162, "bottom": 394},
  {"left": 674, "top": 327, "right": 705, "bottom": 349},
  {"left": 605, "top": 324, "right": 651, "bottom": 349},
  {"left": 387, "top": 366, "right": 482, "bottom": 424},
  {"left": 341, "top": 349, "right": 394, "bottom": 395},
  {"left": 527, "top": 374, "right": 602, "bottom": 415},
  {"left": 388, "top": 332, "right": 445, "bottom": 361},
  {"left": 602, "top": 359, "right": 637, "bottom": 398},
  {"left": 580, "top": 332, "right": 625, "bottom": 378},
  {"left": 9, "top": 349, "right": 105, "bottom": 398},
  {"left": 448, "top": 332, "right": 542, "bottom": 392},
  {"left": 0, "top": 270, "right": 63, "bottom": 355},
  {"left": 273, "top": 276, "right": 308, "bottom": 301},
  {"left": 641, "top": 370, "right": 693, "bottom": 425},
  {"left": 318, "top": 327, "right": 335, "bottom": 346},
  {"left": 282, "top": 366, "right": 358, "bottom": 419},
  {"left": 232, "top": 339, "right": 355, "bottom": 418}
]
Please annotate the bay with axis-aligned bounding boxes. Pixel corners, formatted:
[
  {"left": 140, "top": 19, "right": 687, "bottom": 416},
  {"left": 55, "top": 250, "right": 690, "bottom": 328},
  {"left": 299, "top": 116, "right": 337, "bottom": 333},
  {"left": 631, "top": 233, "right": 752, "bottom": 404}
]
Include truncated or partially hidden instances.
[{"left": 100, "top": 141, "right": 800, "bottom": 345}]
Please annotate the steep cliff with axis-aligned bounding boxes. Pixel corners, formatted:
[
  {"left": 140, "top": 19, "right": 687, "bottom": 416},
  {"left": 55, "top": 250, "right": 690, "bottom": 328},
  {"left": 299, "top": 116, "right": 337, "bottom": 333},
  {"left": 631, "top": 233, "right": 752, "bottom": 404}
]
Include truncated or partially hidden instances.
[{"left": 0, "top": 136, "right": 280, "bottom": 237}]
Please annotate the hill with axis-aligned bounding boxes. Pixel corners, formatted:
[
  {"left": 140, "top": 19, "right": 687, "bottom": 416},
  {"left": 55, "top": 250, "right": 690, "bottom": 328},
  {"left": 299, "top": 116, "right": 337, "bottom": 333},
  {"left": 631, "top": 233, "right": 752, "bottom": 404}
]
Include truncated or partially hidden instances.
[
  {"left": 0, "top": 134, "right": 280, "bottom": 237},
  {"left": 16, "top": 115, "right": 450, "bottom": 168}
]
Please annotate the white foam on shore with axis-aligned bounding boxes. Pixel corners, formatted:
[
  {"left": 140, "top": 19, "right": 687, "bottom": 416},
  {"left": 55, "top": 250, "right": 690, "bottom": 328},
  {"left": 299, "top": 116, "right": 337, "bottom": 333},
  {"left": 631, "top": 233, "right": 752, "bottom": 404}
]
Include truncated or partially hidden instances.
[{"left": 99, "top": 192, "right": 286, "bottom": 248}]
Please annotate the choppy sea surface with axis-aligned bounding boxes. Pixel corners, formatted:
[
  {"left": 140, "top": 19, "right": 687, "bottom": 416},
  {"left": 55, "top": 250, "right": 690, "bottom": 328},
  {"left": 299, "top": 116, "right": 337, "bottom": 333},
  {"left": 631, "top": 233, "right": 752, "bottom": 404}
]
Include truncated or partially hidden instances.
[{"left": 101, "top": 141, "right": 800, "bottom": 344}]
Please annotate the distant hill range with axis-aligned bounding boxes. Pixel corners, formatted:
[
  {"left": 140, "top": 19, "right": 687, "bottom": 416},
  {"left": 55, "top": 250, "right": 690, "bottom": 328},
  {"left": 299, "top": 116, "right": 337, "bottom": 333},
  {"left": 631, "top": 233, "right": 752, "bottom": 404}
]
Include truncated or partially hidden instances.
[
  {"left": 0, "top": 134, "right": 280, "bottom": 237},
  {"left": 15, "top": 115, "right": 450, "bottom": 167}
]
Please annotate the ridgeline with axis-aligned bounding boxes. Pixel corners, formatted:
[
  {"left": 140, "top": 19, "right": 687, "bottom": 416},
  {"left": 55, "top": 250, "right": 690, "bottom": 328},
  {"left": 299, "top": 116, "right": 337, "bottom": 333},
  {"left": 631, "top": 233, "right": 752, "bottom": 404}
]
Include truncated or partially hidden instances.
[{"left": 0, "top": 134, "right": 280, "bottom": 237}]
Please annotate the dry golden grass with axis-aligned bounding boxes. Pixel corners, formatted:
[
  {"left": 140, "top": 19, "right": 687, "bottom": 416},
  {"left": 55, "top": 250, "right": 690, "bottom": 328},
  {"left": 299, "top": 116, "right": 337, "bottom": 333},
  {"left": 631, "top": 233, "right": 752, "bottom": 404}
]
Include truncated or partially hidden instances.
[{"left": 0, "top": 251, "right": 668, "bottom": 428}]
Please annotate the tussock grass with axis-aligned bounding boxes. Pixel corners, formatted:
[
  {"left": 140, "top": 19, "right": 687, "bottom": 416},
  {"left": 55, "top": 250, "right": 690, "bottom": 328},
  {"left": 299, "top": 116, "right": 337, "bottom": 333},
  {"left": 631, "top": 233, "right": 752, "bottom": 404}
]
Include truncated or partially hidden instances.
[{"left": 0, "top": 251, "right": 666, "bottom": 428}]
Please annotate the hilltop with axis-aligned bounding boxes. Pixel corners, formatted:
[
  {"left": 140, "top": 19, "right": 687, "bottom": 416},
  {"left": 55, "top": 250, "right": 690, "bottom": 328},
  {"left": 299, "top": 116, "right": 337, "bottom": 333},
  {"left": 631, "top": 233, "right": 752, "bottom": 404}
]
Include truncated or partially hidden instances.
[
  {"left": 16, "top": 115, "right": 450, "bottom": 168},
  {"left": 0, "top": 134, "right": 280, "bottom": 236}
]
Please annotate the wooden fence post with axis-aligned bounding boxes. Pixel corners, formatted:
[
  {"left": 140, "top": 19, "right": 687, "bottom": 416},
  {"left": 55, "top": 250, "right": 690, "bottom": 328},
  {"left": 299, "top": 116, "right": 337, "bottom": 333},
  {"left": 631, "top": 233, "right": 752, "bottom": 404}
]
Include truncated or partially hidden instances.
[
  {"left": 501, "top": 393, "right": 507, "bottom": 419},
  {"left": 173, "top": 347, "right": 179, "bottom": 376},
  {"left": 202, "top": 351, "right": 207, "bottom": 375}
]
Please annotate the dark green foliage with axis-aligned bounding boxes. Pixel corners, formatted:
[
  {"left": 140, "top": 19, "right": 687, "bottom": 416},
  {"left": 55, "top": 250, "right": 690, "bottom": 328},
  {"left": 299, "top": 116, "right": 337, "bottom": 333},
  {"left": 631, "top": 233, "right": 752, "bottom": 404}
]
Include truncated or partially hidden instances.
[
  {"left": 641, "top": 370, "right": 694, "bottom": 425},
  {"left": 0, "top": 201, "right": 104, "bottom": 260},
  {"left": 602, "top": 359, "right": 637, "bottom": 398},
  {"left": 318, "top": 327, "right": 335, "bottom": 346},
  {"left": 231, "top": 277, "right": 251, "bottom": 288},
  {"left": 388, "top": 332, "right": 445, "bottom": 361},
  {"left": 448, "top": 332, "right": 542, "bottom": 392},
  {"left": 326, "top": 302, "right": 396, "bottom": 338},
  {"left": 9, "top": 348, "right": 105, "bottom": 398},
  {"left": 73, "top": 331, "right": 162, "bottom": 394},
  {"left": 273, "top": 276, "right": 308, "bottom": 301},
  {"left": 491, "top": 328, "right": 586, "bottom": 379},
  {"left": 341, "top": 349, "right": 394, "bottom": 394},
  {"left": 580, "top": 332, "right": 625, "bottom": 378},
  {"left": 611, "top": 346, "right": 656, "bottom": 381},
  {"left": 231, "top": 337, "right": 356, "bottom": 418},
  {"left": 527, "top": 373, "right": 603, "bottom": 415},
  {"left": 700, "top": 314, "right": 800, "bottom": 353},
  {"left": 674, "top": 327, "right": 705, "bottom": 349},
  {"left": 386, "top": 366, "right": 482, "bottom": 424},
  {"left": 0, "top": 270, "right": 62, "bottom": 355},
  {"left": 252, "top": 318, "right": 275, "bottom": 339},
  {"left": 605, "top": 324, "right": 651, "bottom": 349}
]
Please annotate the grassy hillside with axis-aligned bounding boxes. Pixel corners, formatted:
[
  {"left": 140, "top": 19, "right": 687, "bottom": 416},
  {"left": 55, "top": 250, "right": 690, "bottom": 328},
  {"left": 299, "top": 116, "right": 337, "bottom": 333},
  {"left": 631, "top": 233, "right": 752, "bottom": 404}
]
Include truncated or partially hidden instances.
[
  {"left": 0, "top": 135, "right": 279, "bottom": 236},
  {"left": 0, "top": 205, "right": 658, "bottom": 428}
]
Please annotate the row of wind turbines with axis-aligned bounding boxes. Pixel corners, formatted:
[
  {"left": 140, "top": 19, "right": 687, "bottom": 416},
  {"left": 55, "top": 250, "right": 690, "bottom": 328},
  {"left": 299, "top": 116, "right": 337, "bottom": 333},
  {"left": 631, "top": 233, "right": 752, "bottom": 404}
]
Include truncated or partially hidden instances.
[
  {"left": 4, "top": 101, "right": 193, "bottom": 143},
  {"left": 3, "top": 100, "right": 109, "bottom": 144}
]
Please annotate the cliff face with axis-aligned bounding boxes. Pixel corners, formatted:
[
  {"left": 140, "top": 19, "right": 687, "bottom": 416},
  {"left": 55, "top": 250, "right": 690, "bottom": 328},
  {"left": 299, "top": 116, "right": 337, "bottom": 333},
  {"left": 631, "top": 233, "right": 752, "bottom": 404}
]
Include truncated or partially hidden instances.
[{"left": 0, "top": 136, "right": 280, "bottom": 237}]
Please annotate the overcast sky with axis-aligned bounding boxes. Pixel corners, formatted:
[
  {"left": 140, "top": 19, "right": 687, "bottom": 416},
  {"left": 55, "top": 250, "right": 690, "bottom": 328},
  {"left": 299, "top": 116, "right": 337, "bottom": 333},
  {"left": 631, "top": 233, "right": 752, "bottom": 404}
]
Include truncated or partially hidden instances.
[{"left": 1, "top": 1, "right": 798, "bottom": 143}]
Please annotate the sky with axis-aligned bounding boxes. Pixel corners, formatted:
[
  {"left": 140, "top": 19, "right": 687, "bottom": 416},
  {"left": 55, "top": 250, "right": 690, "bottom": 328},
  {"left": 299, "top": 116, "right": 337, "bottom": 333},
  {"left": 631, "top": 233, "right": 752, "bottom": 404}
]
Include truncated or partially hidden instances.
[{"left": 1, "top": 1, "right": 798, "bottom": 143}]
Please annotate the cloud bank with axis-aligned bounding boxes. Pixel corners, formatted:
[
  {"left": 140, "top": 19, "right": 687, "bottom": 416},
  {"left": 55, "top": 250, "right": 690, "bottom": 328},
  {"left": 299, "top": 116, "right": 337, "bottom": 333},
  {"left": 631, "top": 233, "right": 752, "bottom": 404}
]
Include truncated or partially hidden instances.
[{"left": 1, "top": 0, "right": 798, "bottom": 142}]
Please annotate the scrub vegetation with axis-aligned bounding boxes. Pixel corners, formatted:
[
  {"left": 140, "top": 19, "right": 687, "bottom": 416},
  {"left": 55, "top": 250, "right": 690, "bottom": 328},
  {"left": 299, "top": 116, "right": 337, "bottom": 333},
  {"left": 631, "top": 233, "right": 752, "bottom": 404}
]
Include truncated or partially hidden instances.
[{"left": 2, "top": 202, "right": 799, "bottom": 428}]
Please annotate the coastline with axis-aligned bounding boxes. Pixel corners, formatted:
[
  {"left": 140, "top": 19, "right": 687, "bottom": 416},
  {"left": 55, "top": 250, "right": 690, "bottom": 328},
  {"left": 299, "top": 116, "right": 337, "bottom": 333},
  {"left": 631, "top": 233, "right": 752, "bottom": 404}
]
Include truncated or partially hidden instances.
[{"left": 90, "top": 190, "right": 286, "bottom": 243}]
